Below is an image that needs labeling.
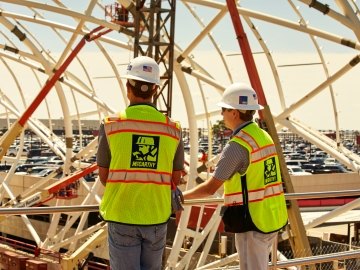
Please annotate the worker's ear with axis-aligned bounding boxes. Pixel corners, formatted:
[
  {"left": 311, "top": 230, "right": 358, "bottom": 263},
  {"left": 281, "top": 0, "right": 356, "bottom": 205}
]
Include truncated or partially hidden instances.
[{"left": 151, "top": 85, "right": 158, "bottom": 96}]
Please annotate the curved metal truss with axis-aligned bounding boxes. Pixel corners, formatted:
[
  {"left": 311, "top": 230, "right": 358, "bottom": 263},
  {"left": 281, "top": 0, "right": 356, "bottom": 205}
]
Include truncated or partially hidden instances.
[{"left": 0, "top": 0, "right": 360, "bottom": 268}]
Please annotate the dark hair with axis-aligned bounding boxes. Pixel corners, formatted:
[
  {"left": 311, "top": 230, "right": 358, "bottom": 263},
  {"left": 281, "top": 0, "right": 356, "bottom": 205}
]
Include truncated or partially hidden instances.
[
  {"left": 127, "top": 80, "right": 157, "bottom": 99},
  {"left": 239, "top": 110, "right": 255, "bottom": 122}
]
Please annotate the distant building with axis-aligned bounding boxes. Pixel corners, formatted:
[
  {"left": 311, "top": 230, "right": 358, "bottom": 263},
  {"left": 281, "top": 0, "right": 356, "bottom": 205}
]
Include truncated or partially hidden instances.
[{"left": 0, "top": 119, "right": 100, "bottom": 136}]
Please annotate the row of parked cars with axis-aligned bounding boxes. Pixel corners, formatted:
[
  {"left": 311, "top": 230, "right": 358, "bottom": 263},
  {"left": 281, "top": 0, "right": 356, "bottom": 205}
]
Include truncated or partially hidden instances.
[
  {"left": 0, "top": 155, "right": 64, "bottom": 178},
  {"left": 1, "top": 154, "right": 98, "bottom": 181},
  {"left": 286, "top": 158, "right": 350, "bottom": 175}
]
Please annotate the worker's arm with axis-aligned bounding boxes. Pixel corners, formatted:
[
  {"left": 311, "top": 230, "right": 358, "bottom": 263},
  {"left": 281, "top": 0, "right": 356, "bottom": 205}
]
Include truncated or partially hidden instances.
[
  {"left": 183, "top": 142, "right": 249, "bottom": 200},
  {"left": 183, "top": 176, "right": 223, "bottom": 200},
  {"left": 172, "top": 132, "right": 185, "bottom": 186},
  {"left": 97, "top": 123, "right": 111, "bottom": 187},
  {"left": 98, "top": 166, "right": 109, "bottom": 186},
  {"left": 171, "top": 170, "right": 183, "bottom": 186}
]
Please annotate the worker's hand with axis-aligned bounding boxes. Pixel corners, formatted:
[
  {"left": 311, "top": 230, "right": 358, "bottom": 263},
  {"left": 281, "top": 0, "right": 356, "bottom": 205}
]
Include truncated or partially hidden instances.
[
  {"left": 171, "top": 187, "right": 184, "bottom": 213},
  {"left": 177, "top": 187, "right": 184, "bottom": 204}
]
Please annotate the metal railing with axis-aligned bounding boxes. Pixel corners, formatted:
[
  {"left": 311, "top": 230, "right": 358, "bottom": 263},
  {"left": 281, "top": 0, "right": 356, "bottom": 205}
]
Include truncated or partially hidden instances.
[{"left": 0, "top": 189, "right": 359, "bottom": 216}]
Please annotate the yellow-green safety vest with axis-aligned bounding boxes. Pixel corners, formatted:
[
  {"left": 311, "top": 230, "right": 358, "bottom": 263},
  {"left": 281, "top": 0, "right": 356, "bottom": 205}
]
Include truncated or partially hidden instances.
[
  {"left": 100, "top": 105, "right": 181, "bottom": 225},
  {"left": 223, "top": 122, "right": 288, "bottom": 233}
]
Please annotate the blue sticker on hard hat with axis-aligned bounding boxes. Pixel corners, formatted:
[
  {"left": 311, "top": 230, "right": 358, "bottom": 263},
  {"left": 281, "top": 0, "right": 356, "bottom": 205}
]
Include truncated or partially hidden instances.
[
  {"left": 143, "top": 65, "right": 153, "bottom": 72},
  {"left": 239, "top": 96, "right": 248, "bottom": 105},
  {"left": 130, "top": 134, "right": 159, "bottom": 169}
]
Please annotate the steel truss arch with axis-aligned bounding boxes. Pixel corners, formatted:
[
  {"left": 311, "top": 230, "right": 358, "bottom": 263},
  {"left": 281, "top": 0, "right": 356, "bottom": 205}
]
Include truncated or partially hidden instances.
[{"left": 0, "top": 1, "right": 359, "bottom": 269}]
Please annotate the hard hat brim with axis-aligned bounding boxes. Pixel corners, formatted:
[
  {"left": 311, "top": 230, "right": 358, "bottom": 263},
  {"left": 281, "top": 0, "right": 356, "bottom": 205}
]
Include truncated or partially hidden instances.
[
  {"left": 121, "top": 74, "right": 160, "bottom": 85},
  {"left": 217, "top": 101, "right": 264, "bottom": 110}
]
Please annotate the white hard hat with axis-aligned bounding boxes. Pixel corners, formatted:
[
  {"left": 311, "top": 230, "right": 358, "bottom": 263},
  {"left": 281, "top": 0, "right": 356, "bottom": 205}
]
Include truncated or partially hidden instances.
[
  {"left": 217, "top": 82, "right": 263, "bottom": 110},
  {"left": 122, "top": 56, "right": 160, "bottom": 85}
]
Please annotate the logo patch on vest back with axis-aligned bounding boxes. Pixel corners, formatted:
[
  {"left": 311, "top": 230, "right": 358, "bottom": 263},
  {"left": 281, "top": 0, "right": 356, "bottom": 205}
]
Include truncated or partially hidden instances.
[
  {"left": 130, "top": 134, "right": 159, "bottom": 169},
  {"left": 264, "top": 157, "right": 277, "bottom": 185}
]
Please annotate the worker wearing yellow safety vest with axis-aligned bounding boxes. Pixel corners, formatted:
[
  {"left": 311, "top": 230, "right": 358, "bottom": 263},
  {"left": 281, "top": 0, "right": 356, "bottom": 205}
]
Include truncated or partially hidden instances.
[
  {"left": 97, "top": 56, "right": 185, "bottom": 270},
  {"left": 183, "top": 82, "right": 288, "bottom": 270}
]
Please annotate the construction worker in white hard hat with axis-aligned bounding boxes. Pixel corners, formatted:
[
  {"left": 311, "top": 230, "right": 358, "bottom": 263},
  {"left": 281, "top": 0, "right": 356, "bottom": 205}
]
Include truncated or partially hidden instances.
[
  {"left": 97, "top": 55, "right": 185, "bottom": 270},
  {"left": 183, "top": 82, "right": 288, "bottom": 270}
]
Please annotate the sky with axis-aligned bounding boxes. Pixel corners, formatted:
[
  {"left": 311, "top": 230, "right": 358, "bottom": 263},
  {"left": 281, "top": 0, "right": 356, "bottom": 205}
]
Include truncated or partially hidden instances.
[{"left": 0, "top": 0, "right": 359, "bottom": 131}]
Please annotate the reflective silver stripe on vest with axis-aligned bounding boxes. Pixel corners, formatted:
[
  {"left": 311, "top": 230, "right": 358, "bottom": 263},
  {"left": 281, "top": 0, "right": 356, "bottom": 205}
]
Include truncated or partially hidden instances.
[
  {"left": 235, "top": 131, "right": 277, "bottom": 163},
  {"left": 107, "top": 170, "right": 172, "bottom": 185},
  {"left": 224, "top": 192, "right": 244, "bottom": 206},
  {"left": 248, "top": 183, "right": 284, "bottom": 202},
  {"left": 105, "top": 119, "right": 180, "bottom": 139},
  {"left": 224, "top": 183, "right": 284, "bottom": 205},
  {"left": 251, "top": 144, "right": 277, "bottom": 162},
  {"left": 235, "top": 130, "right": 259, "bottom": 150}
]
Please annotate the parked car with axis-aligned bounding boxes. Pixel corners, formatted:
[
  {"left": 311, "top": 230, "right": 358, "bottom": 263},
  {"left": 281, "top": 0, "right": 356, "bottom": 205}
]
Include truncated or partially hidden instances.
[
  {"left": 84, "top": 172, "right": 97, "bottom": 182},
  {"left": 6, "top": 146, "right": 29, "bottom": 157},
  {"left": 29, "top": 166, "right": 56, "bottom": 175},
  {"left": 308, "top": 157, "right": 326, "bottom": 164},
  {"left": 32, "top": 168, "right": 61, "bottom": 178},
  {"left": 313, "top": 164, "right": 349, "bottom": 174},
  {"left": 323, "top": 157, "right": 339, "bottom": 165},
  {"left": 27, "top": 148, "right": 43, "bottom": 158},
  {"left": 0, "top": 164, "right": 11, "bottom": 172},
  {"left": 301, "top": 163, "right": 320, "bottom": 174},
  {"left": 285, "top": 153, "right": 306, "bottom": 160},
  {"left": 287, "top": 165, "right": 312, "bottom": 176},
  {"left": 14, "top": 164, "right": 38, "bottom": 174},
  {"left": 286, "top": 159, "right": 308, "bottom": 167},
  {"left": 47, "top": 160, "right": 64, "bottom": 166},
  {"left": 25, "top": 156, "right": 49, "bottom": 164},
  {"left": 47, "top": 156, "right": 62, "bottom": 162}
]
